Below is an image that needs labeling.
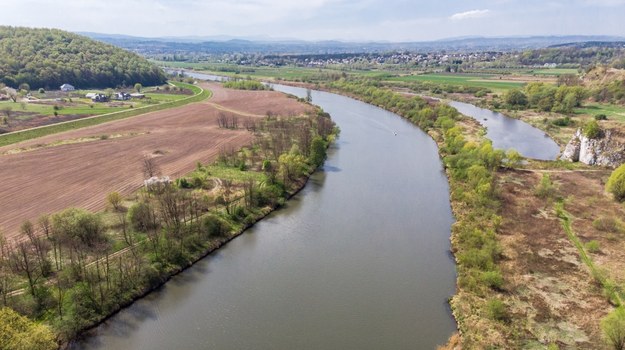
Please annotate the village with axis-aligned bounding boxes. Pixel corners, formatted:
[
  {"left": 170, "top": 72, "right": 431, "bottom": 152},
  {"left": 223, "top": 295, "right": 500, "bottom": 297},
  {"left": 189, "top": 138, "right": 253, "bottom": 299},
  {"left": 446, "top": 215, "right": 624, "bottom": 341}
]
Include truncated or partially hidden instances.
[{"left": 0, "top": 81, "right": 191, "bottom": 133}]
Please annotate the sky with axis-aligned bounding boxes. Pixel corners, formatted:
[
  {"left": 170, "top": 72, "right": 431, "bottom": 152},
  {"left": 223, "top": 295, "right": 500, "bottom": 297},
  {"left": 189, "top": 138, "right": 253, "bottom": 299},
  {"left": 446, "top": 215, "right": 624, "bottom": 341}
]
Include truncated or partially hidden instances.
[{"left": 1, "top": 0, "right": 624, "bottom": 42}]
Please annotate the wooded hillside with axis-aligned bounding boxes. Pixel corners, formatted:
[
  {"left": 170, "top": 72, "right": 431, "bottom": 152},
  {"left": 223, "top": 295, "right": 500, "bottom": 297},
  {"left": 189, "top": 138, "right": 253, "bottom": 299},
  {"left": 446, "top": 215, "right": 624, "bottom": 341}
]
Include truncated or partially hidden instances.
[{"left": 0, "top": 26, "right": 167, "bottom": 89}]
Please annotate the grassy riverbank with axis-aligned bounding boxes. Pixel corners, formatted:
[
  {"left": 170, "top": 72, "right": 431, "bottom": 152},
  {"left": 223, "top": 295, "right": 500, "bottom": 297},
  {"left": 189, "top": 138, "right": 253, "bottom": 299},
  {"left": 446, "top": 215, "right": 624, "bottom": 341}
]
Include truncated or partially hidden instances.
[
  {"left": 323, "top": 78, "right": 515, "bottom": 347},
  {"left": 325, "top": 77, "right": 625, "bottom": 348}
]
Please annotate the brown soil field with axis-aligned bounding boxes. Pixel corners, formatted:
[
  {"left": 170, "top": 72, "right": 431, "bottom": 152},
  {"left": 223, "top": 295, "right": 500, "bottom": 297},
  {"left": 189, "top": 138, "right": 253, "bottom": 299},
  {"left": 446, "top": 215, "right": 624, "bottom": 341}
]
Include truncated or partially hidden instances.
[
  {"left": 497, "top": 168, "right": 623, "bottom": 348},
  {"left": 0, "top": 82, "right": 311, "bottom": 240}
]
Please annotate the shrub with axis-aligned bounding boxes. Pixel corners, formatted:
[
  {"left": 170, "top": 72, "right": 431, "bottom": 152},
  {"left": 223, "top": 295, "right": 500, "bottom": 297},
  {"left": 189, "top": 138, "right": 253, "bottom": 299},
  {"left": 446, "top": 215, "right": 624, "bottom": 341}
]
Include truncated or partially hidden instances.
[
  {"left": 535, "top": 173, "right": 556, "bottom": 199},
  {"left": 200, "top": 215, "right": 230, "bottom": 238},
  {"left": 552, "top": 116, "right": 572, "bottom": 127},
  {"left": 175, "top": 177, "right": 192, "bottom": 189},
  {"left": 601, "top": 307, "right": 625, "bottom": 350},
  {"left": 586, "top": 240, "right": 601, "bottom": 253},
  {"left": 106, "top": 191, "right": 123, "bottom": 211},
  {"left": 486, "top": 298, "right": 509, "bottom": 322},
  {"left": 481, "top": 270, "right": 505, "bottom": 290},
  {"left": 127, "top": 202, "right": 158, "bottom": 232},
  {"left": 593, "top": 216, "right": 623, "bottom": 233},
  {"left": 584, "top": 119, "right": 601, "bottom": 139},
  {"left": 606, "top": 164, "right": 625, "bottom": 202}
]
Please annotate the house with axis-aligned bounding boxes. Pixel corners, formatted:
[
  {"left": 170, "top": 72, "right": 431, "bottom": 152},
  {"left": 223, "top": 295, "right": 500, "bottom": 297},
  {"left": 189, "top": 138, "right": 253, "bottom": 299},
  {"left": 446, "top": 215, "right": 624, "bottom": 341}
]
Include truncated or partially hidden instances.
[
  {"left": 130, "top": 93, "right": 145, "bottom": 99},
  {"left": 90, "top": 93, "right": 108, "bottom": 102},
  {"left": 115, "top": 92, "right": 131, "bottom": 101},
  {"left": 60, "top": 84, "right": 75, "bottom": 92}
]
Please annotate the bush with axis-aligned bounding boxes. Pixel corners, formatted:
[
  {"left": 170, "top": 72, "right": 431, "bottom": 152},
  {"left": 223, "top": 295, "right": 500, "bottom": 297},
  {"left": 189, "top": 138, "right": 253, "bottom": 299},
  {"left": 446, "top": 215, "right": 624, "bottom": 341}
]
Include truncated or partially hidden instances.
[
  {"left": 552, "top": 116, "right": 572, "bottom": 127},
  {"left": 535, "top": 173, "right": 556, "bottom": 199},
  {"left": 127, "top": 202, "right": 158, "bottom": 232},
  {"left": 583, "top": 119, "right": 601, "bottom": 139},
  {"left": 595, "top": 114, "right": 608, "bottom": 121},
  {"left": 593, "top": 216, "right": 623, "bottom": 233},
  {"left": 175, "top": 177, "right": 192, "bottom": 189},
  {"left": 106, "top": 191, "right": 123, "bottom": 211},
  {"left": 486, "top": 298, "right": 509, "bottom": 322},
  {"left": 585, "top": 240, "right": 601, "bottom": 253},
  {"left": 606, "top": 164, "right": 625, "bottom": 202},
  {"left": 200, "top": 215, "right": 230, "bottom": 238},
  {"left": 601, "top": 307, "right": 625, "bottom": 350},
  {"left": 481, "top": 270, "right": 505, "bottom": 290}
]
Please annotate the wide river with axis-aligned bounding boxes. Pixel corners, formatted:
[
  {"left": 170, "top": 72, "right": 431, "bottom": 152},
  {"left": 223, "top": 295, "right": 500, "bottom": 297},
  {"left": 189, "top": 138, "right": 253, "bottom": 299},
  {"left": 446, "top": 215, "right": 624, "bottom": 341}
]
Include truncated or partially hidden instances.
[{"left": 73, "top": 82, "right": 458, "bottom": 349}]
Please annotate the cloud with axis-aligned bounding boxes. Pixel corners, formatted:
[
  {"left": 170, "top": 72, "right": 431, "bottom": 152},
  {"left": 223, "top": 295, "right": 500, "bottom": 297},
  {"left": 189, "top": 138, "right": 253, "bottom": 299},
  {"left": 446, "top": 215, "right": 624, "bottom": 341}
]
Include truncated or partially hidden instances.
[{"left": 449, "top": 9, "right": 490, "bottom": 20}]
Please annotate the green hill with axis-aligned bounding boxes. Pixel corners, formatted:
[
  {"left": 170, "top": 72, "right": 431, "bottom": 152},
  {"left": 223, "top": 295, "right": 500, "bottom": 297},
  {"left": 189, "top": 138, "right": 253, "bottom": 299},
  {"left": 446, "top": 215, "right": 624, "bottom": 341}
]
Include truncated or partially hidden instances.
[{"left": 0, "top": 26, "right": 167, "bottom": 90}]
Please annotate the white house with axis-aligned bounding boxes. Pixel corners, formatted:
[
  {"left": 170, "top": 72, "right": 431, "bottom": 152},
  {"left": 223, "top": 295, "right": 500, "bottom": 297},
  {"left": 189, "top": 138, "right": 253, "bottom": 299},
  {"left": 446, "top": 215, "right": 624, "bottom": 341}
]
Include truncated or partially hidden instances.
[{"left": 60, "top": 84, "right": 75, "bottom": 92}]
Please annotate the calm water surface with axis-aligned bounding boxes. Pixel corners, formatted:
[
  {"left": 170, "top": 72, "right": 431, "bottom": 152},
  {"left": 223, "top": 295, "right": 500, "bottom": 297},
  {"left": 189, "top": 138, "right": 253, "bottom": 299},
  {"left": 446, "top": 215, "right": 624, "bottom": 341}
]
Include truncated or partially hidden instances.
[
  {"left": 72, "top": 80, "right": 457, "bottom": 349},
  {"left": 448, "top": 101, "right": 560, "bottom": 160}
]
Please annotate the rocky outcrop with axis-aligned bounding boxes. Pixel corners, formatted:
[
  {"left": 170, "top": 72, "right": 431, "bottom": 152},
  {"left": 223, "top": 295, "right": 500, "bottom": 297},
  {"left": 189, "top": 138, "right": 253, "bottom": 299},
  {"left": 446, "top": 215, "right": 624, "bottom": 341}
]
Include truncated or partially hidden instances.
[{"left": 560, "top": 128, "right": 625, "bottom": 168}]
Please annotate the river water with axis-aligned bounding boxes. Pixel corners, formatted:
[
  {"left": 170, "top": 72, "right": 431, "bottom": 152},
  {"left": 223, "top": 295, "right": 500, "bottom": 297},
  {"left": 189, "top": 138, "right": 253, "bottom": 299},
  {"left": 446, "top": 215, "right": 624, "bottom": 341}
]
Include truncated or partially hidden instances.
[
  {"left": 73, "top": 80, "right": 458, "bottom": 349},
  {"left": 448, "top": 101, "right": 560, "bottom": 160}
]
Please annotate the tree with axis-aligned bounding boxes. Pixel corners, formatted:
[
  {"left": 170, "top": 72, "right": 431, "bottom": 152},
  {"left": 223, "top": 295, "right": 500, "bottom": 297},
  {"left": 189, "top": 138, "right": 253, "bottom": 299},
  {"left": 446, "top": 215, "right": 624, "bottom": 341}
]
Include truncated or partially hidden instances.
[
  {"left": 504, "top": 149, "right": 522, "bottom": 168},
  {"left": 1, "top": 106, "right": 12, "bottom": 122},
  {"left": 107, "top": 191, "right": 123, "bottom": 211},
  {"left": 134, "top": 83, "right": 142, "bottom": 93},
  {"left": 142, "top": 156, "right": 160, "bottom": 179},
  {"left": 18, "top": 83, "right": 30, "bottom": 92},
  {"left": 602, "top": 307, "right": 625, "bottom": 350},
  {"left": 309, "top": 136, "right": 327, "bottom": 168},
  {"left": 503, "top": 89, "right": 528, "bottom": 109},
  {"left": 0, "top": 307, "right": 57, "bottom": 350},
  {"left": 278, "top": 146, "right": 309, "bottom": 185},
  {"left": 606, "top": 164, "right": 625, "bottom": 202}
]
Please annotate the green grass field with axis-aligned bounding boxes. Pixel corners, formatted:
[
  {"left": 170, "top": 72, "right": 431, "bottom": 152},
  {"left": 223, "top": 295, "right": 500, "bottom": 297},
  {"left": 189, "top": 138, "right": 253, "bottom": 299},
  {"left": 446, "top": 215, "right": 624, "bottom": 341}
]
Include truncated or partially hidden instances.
[
  {"left": 385, "top": 73, "right": 526, "bottom": 91},
  {"left": 575, "top": 103, "right": 625, "bottom": 122},
  {"left": 527, "top": 68, "right": 579, "bottom": 76},
  {"left": 0, "top": 88, "right": 190, "bottom": 120}
]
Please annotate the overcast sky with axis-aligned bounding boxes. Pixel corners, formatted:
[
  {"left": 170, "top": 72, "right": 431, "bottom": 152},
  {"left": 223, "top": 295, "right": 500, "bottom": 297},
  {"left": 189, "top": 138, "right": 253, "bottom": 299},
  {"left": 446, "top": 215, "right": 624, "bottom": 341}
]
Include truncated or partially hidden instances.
[{"left": 1, "top": 0, "right": 624, "bottom": 41}]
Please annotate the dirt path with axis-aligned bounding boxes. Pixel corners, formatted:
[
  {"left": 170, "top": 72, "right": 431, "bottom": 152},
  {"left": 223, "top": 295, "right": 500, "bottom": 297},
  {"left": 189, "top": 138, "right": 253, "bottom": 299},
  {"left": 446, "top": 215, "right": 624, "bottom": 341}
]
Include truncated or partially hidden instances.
[{"left": 0, "top": 82, "right": 311, "bottom": 240}]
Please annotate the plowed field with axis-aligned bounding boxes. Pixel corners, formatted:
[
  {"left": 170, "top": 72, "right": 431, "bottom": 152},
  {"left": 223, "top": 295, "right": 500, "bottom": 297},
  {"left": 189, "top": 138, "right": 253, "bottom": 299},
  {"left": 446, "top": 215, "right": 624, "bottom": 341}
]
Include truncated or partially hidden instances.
[{"left": 0, "top": 82, "right": 311, "bottom": 239}]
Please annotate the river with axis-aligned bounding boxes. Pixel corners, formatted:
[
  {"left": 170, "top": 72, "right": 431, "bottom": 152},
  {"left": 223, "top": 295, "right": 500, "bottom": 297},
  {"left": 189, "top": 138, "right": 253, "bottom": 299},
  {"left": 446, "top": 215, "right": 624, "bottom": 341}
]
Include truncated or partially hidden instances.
[
  {"left": 72, "top": 81, "right": 458, "bottom": 349},
  {"left": 448, "top": 101, "right": 560, "bottom": 160}
]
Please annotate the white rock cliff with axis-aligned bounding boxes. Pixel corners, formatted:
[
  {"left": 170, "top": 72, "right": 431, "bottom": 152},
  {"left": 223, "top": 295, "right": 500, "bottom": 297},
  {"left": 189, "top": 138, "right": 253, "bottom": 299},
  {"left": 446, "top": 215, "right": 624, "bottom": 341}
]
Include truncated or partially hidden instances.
[{"left": 560, "top": 128, "right": 625, "bottom": 167}]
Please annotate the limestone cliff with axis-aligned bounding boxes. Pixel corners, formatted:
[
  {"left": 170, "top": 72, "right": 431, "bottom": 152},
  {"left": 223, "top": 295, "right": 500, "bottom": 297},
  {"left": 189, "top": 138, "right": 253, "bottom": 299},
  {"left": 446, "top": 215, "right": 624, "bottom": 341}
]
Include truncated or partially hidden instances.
[{"left": 560, "top": 128, "right": 625, "bottom": 167}]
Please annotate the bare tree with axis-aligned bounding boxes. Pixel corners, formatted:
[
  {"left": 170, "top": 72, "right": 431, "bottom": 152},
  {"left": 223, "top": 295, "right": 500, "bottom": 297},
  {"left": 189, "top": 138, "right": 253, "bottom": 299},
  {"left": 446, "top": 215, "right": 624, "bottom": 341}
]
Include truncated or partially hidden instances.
[{"left": 143, "top": 156, "right": 161, "bottom": 179}]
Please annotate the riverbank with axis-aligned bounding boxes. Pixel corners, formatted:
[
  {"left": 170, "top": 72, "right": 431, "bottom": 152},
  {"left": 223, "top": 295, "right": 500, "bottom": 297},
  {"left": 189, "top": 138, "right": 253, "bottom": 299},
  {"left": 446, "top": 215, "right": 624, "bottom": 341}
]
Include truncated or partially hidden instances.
[
  {"left": 0, "top": 83, "right": 338, "bottom": 349},
  {"left": 326, "top": 79, "right": 625, "bottom": 348}
]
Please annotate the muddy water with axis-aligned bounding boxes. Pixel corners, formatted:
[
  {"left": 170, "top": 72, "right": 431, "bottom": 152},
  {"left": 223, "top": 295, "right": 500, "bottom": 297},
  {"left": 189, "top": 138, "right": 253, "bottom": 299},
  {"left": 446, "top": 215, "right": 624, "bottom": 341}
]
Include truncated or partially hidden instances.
[{"left": 72, "top": 80, "right": 458, "bottom": 349}]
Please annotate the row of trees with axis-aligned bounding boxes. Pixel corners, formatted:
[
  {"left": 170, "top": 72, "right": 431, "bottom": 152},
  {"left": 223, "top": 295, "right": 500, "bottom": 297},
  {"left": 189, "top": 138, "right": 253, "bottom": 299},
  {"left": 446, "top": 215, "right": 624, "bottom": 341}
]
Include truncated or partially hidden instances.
[
  {"left": 0, "top": 26, "right": 167, "bottom": 89},
  {"left": 503, "top": 82, "right": 586, "bottom": 113}
]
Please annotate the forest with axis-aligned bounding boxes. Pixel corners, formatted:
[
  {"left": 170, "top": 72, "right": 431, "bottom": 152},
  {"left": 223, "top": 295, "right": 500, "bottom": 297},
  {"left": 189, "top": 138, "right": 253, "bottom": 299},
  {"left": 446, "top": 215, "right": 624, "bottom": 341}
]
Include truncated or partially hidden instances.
[{"left": 0, "top": 26, "right": 167, "bottom": 90}]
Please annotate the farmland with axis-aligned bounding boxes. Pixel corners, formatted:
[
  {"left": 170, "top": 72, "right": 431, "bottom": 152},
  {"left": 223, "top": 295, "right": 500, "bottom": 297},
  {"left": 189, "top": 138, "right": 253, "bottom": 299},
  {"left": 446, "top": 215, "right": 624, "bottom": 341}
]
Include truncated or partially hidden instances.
[
  {"left": 0, "top": 84, "right": 193, "bottom": 134},
  {"left": 384, "top": 73, "right": 528, "bottom": 91},
  {"left": 0, "top": 82, "right": 210, "bottom": 147},
  {"left": 0, "top": 81, "right": 312, "bottom": 240}
]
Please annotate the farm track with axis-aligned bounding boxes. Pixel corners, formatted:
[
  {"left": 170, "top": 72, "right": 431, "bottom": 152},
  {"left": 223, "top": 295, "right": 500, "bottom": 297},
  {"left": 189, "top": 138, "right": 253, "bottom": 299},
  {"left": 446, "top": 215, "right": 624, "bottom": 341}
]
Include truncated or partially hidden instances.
[{"left": 0, "top": 82, "right": 311, "bottom": 240}]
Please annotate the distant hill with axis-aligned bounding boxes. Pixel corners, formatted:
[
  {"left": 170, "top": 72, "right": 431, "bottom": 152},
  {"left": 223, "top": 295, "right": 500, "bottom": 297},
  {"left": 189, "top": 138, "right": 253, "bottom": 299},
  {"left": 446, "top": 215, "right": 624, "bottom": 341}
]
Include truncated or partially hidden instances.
[
  {"left": 80, "top": 32, "right": 625, "bottom": 56},
  {"left": 512, "top": 42, "right": 625, "bottom": 66},
  {"left": 0, "top": 26, "right": 167, "bottom": 90}
]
